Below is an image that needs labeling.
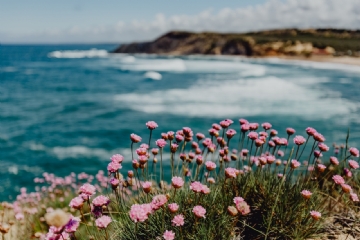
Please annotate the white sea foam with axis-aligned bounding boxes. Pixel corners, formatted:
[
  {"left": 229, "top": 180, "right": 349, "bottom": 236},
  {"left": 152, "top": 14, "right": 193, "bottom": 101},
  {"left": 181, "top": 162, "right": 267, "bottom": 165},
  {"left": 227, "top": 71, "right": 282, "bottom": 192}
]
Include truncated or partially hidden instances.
[
  {"left": 114, "top": 76, "right": 359, "bottom": 119},
  {"left": 144, "top": 71, "right": 162, "bottom": 80},
  {"left": 48, "top": 49, "right": 108, "bottom": 58}
]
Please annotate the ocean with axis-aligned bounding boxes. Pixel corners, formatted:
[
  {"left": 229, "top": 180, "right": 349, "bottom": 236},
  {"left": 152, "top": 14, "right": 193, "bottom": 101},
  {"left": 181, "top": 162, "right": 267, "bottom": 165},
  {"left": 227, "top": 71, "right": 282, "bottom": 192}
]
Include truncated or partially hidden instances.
[{"left": 1, "top": 44, "right": 360, "bottom": 200}]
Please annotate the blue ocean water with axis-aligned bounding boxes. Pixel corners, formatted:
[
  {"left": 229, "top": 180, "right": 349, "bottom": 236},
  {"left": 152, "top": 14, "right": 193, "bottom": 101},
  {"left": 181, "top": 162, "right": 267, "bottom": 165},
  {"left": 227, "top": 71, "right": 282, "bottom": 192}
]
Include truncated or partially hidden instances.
[{"left": 1, "top": 44, "right": 360, "bottom": 200}]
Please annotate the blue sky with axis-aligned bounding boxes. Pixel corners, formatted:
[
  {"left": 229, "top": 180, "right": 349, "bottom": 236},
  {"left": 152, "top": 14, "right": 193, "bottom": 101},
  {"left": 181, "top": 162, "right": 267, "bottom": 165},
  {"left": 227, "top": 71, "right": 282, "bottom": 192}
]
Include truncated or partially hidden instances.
[{"left": 1, "top": 0, "right": 359, "bottom": 43}]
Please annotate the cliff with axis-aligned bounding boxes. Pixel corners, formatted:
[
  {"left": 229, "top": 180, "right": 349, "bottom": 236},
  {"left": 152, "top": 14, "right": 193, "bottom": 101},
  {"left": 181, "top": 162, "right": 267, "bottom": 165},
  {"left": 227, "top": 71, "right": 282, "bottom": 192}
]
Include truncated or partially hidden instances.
[{"left": 113, "top": 29, "right": 360, "bottom": 57}]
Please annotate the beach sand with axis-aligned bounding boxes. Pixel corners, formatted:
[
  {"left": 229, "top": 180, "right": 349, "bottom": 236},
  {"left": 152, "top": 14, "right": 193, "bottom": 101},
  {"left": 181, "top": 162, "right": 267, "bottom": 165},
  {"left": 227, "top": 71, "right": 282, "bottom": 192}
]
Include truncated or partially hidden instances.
[{"left": 275, "top": 55, "right": 360, "bottom": 67}]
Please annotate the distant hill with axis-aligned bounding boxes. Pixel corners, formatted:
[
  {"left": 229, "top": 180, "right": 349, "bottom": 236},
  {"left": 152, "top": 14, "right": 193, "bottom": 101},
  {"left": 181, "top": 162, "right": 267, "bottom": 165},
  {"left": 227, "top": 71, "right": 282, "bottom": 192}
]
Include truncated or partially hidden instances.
[{"left": 113, "top": 29, "right": 360, "bottom": 57}]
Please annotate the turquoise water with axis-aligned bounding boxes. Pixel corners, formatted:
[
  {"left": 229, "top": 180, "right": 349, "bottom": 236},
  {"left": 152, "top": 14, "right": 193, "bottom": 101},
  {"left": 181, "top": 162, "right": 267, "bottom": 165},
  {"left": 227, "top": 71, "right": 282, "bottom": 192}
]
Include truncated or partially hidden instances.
[{"left": 1, "top": 44, "right": 360, "bottom": 200}]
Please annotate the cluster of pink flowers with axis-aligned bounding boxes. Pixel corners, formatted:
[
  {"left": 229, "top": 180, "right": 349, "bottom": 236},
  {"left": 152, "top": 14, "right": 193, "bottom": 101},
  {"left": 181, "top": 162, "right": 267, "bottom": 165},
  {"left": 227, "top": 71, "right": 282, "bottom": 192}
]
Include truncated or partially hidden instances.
[{"left": 190, "top": 181, "right": 210, "bottom": 194}]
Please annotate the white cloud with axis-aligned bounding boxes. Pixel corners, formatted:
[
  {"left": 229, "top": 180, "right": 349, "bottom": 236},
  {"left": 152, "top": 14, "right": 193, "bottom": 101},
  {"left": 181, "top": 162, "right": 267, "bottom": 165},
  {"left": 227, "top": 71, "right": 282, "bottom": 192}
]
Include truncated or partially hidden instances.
[{"left": 2, "top": 0, "right": 360, "bottom": 43}]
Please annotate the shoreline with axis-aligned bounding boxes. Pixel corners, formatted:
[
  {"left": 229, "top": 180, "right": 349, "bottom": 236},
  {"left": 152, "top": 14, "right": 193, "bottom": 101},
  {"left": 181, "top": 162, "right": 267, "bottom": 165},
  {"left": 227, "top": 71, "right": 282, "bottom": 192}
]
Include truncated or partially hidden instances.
[{"left": 270, "top": 55, "right": 360, "bottom": 67}]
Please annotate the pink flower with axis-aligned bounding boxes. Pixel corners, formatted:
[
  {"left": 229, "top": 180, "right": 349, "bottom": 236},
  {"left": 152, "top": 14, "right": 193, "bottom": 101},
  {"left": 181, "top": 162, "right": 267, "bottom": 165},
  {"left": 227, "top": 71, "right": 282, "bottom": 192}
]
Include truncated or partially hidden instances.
[
  {"left": 236, "top": 201, "right": 251, "bottom": 215},
  {"left": 207, "top": 177, "right": 215, "bottom": 184},
  {"left": 220, "top": 120, "right": 231, "bottom": 128},
  {"left": 110, "top": 154, "right": 124, "bottom": 163},
  {"left": 95, "top": 215, "right": 112, "bottom": 229},
  {"left": 233, "top": 197, "right": 244, "bottom": 205},
  {"left": 314, "top": 150, "right": 322, "bottom": 158},
  {"left": 151, "top": 195, "right": 168, "bottom": 210},
  {"left": 69, "top": 196, "right": 84, "bottom": 210},
  {"left": 171, "top": 176, "right": 184, "bottom": 189},
  {"left": 344, "top": 168, "right": 352, "bottom": 178},
  {"left": 262, "top": 122, "right": 272, "bottom": 130},
  {"left": 226, "top": 129, "right": 237, "bottom": 139},
  {"left": 65, "top": 216, "right": 80, "bottom": 233},
  {"left": 79, "top": 183, "right": 96, "bottom": 197},
  {"left": 270, "top": 129, "right": 278, "bottom": 136},
  {"left": 349, "top": 160, "right": 359, "bottom": 169},
  {"left": 146, "top": 121, "right": 158, "bottom": 130},
  {"left": 349, "top": 147, "right": 359, "bottom": 157},
  {"left": 205, "top": 161, "right": 216, "bottom": 171},
  {"left": 190, "top": 181, "right": 203, "bottom": 193},
  {"left": 332, "top": 175, "right": 345, "bottom": 184},
  {"left": 239, "top": 118, "right": 249, "bottom": 125},
  {"left": 268, "top": 141, "right": 275, "bottom": 147},
  {"left": 170, "top": 143, "right": 179, "bottom": 153},
  {"left": 130, "top": 134, "right": 142, "bottom": 143},
  {"left": 300, "top": 190, "right": 312, "bottom": 199},
  {"left": 293, "top": 135, "right": 306, "bottom": 145},
  {"left": 15, "top": 213, "right": 24, "bottom": 221},
  {"left": 225, "top": 168, "right": 238, "bottom": 178},
  {"left": 136, "top": 148, "right": 147, "bottom": 156},
  {"left": 172, "top": 214, "right": 184, "bottom": 227},
  {"left": 168, "top": 203, "right": 179, "bottom": 213},
  {"left": 330, "top": 157, "right": 339, "bottom": 165},
  {"left": 92, "top": 195, "right": 110, "bottom": 207},
  {"left": 208, "top": 128, "right": 219, "bottom": 137},
  {"left": 163, "top": 230, "right": 175, "bottom": 240},
  {"left": 350, "top": 193, "right": 359, "bottom": 202},
  {"left": 318, "top": 143, "right": 329, "bottom": 152},
  {"left": 241, "top": 124, "right": 250, "bottom": 132},
  {"left": 266, "top": 155, "right": 275, "bottom": 164},
  {"left": 142, "top": 181, "right": 152, "bottom": 193},
  {"left": 212, "top": 123, "right": 221, "bottom": 130},
  {"left": 306, "top": 127, "right": 317, "bottom": 136},
  {"left": 156, "top": 139, "right": 167, "bottom": 148},
  {"left": 286, "top": 128, "right": 296, "bottom": 135},
  {"left": 196, "top": 133, "right": 205, "bottom": 140},
  {"left": 129, "top": 204, "right": 152, "bottom": 223},
  {"left": 313, "top": 132, "right": 325, "bottom": 142},
  {"left": 201, "top": 185, "right": 210, "bottom": 195},
  {"left": 192, "top": 205, "right": 206, "bottom": 218},
  {"left": 290, "top": 159, "right": 301, "bottom": 169},
  {"left": 247, "top": 132, "right": 258, "bottom": 140},
  {"left": 151, "top": 148, "right": 159, "bottom": 155},
  {"left": 107, "top": 161, "right": 122, "bottom": 173},
  {"left": 140, "top": 143, "right": 149, "bottom": 149},
  {"left": 255, "top": 139, "right": 264, "bottom": 147},
  {"left": 310, "top": 211, "right": 321, "bottom": 220},
  {"left": 341, "top": 184, "right": 352, "bottom": 193},
  {"left": 317, "top": 164, "right": 326, "bottom": 172}
]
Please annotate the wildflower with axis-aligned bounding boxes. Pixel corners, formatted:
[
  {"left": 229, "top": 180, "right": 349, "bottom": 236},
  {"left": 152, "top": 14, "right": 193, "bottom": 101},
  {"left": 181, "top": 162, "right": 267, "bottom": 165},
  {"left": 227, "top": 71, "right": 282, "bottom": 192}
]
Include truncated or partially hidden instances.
[
  {"left": 349, "top": 160, "right": 359, "bottom": 169},
  {"left": 236, "top": 202, "right": 251, "bottom": 215},
  {"left": 107, "top": 161, "right": 122, "bottom": 173},
  {"left": 79, "top": 183, "right": 96, "bottom": 197},
  {"left": 111, "top": 154, "right": 124, "bottom": 163},
  {"left": 290, "top": 159, "right": 301, "bottom": 169},
  {"left": 317, "top": 164, "right": 326, "bottom": 172},
  {"left": 142, "top": 181, "right": 152, "bottom": 193},
  {"left": 313, "top": 132, "right": 325, "bottom": 142},
  {"left": 192, "top": 205, "right": 206, "bottom": 218},
  {"left": 196, "top": 133, "right": 205, "bottom": 140},
  {"left": 286, "top": 128, "right": 296, "bottom": 135},
  {"left": 220, "top": 120, "right": 231, "bottom": 128},
  {"left": 310, "top": 211, "right": 321, "bottom": 220},
  {"left": 226, "top": 129, "right": 237, "bottom": 139},
  {"left": 330, "top": 157, "right": 339, "bottom": 165},
  {"left": 233, "top": 197, "right": 244, "bottom": 205},
  {"left": 208, "top": 128, "right": 219, "bottom": 137},
  {"left": 349, "top": 147, "right": 359, "bottom": 157},
  {"left": 132, "top": 159, "right": 140, "bottom": 169},
  {"left": 44, "top": 209, "right": 70, "bottom": 228},
  {"left": 318, "top": 143, "right": 329, "bottom": 152},
  {"left": 306, "top": 127, "right": 317, "bottom": 136},
  {"left": 280, "top": 138, "right": 288, "bottom": 146},
  {"left": 344, "top": 168, "right": 352, "bottom": 178},
  {"left": 255, "top": 139, "right": 264, "bottom": 147},
  {"left": 332, "top": 175, "right": 345, "bottom": 184},
  {"left": 196, "top": 155, "right": 203, "bottom": 165},
  {"left": 241, "top": 149, "right": 249, "bottom": 157},
  {"left": 262, "top": 122, "right": 272, "bottom": 130},
  {"left": 277, "top": 173, "right": 283, "bottom": 178},
  {"left": 227, "top": 206, "right": 238, "bottom": 216},
  {"left": 275, "top": 160, "right": 282, "bottom": 166},
  {"left": 350, "top": 193, "right": 359, "bottom": 202},
  {"left": 15, "top": 213, "right": 24, "bottom": 221},
  {"left": 241, "top": 124, "right": 250, "bottom": 132},
  {"left": 172, "top": 214, "right": 185, "bottom": 227},
  {"left": 247, "top": 132, "right": 258, "bottom": 140},
  {"left": 341, "top": 184, "right": 352, "bottom": 193},
  {"left": 201, "top": 185, "right": 211, "bottom": 195},
  {"left": 136, "top": 148, "right": 147, "bottom": 156},
  {"left": 140, "top": 143, "right": 149, "bottom": 149},
  {"left": 65, "top": 216, "right": 80, "bottom": 233},
  {"left": 300, "top": 190, "right": 312, "bottom": 199},
  {"left": 259, "top": 157, "right": 267, "bottom": 165},
  {"left": 151, "top": 148, "right": 159, "bottom": 155},
  {"left": 151, "top": 195, "right": 168, "bottom": 210},
  {"left": 266, "top": 155, "right": 275, "bottom": 164},
  {"left": 168, "top": 203, "right": 179, "bottom": 213},
  {"left": 163, "top": 230, "right": 175, "bottom": 240},
  {"left": 171, "top": 177, "right": 184, "bottom": 189},
  {"left": 207, "top": 177, "right": 215, "bottom": 184},
  {"left": 155, "top": 139, "right": 167, "bottom": 148},
  {"left": 293, "top": 135, "right": 306, "bottom": 145},
  {"left": 129, "top": 204, "right": 151, "bottom": 223},
  {"left": 314, "top": 150, "right": 322, "bottom": 158},
  {"left": 270, "top": 129, "right": 278, "bottom": 136},
  {"left": 190, "top": 181, "right": 203, "bottom": 193},
  {"left": 146, "top": 121, "right": 158, "bottom": 130},
  {"left": 175, "top": 134, "right": 184, "bottom": 142},
  {"left": 225, "top": 168, "right": 238, "bottom": 178},
  {"left": 130, "top": 134, "right": 142, "bottom": 143},
  {"left": 95, "top": 215, "right": 112, "bottom": 229},
  {"left": 69, "top": 196, "right": 84, "bottom": 210},
  {"left": 205, "top": 161, "right": 216, "bottom": 171},
  {"left": 239, "top": 118, "right": 249, "bottom": 125}
]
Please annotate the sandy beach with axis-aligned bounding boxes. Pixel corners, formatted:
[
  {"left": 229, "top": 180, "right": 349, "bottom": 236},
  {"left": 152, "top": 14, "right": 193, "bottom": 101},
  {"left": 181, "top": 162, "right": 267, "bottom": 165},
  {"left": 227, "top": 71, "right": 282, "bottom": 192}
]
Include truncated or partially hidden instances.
[{"left": 275, "top": 55, "right": 360, "bottom": 67}]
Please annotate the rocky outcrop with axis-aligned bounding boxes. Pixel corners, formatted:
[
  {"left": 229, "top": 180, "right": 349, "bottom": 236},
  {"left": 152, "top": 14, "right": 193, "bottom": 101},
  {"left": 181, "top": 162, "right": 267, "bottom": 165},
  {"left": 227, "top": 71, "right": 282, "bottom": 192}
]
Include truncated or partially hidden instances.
[{"left": 113, "top": 29, "right": 360, "bottom": 57}]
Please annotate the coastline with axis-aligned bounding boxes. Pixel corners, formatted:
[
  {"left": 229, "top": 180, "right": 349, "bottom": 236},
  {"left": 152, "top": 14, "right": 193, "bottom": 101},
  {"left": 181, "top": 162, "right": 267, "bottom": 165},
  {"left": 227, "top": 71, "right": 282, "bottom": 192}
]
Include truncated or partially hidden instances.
[{"left": 272, "top": 55, "right": 360, "bottom": 67}]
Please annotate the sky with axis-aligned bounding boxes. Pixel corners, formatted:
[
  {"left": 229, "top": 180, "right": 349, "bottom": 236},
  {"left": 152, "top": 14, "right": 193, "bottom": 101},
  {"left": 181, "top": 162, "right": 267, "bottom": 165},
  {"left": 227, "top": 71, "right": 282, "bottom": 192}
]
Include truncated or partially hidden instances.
[{"left": 1, "top": 0, "right": 360, "bottom": 44}]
